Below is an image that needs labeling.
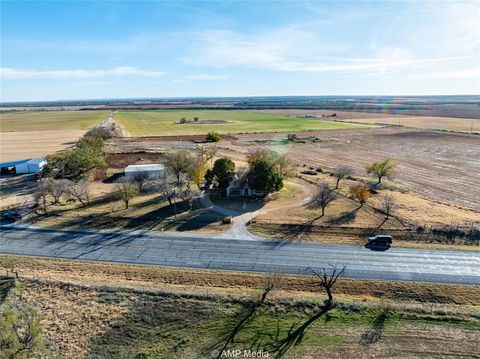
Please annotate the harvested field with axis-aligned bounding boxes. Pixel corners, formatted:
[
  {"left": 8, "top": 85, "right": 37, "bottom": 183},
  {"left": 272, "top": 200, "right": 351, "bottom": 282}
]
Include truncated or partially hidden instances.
[
  {"left": 0, "top": 129, "right": 85, "bottom": 161},
  {"left": 115, "top": 110, "right": 370, "bottom": 136},
  {"left": 0, "top": 110, "right": 106, "bottom": 132},
  {"left": 214, "top": 127, "right": 480, "bottom": 211},
  {"left": 0, "top": 110, "right": 107, "bottom": 161}
]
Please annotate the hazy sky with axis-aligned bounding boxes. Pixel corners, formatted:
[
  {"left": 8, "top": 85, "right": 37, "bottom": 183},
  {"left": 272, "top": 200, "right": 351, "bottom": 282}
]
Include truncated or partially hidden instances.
[{"left": 1, "top": 0, "right": 479, "bottom": 101}]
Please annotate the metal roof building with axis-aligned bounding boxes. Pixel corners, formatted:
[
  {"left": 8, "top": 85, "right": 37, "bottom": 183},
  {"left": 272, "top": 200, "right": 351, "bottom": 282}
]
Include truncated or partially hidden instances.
[
  {"left": 124, "top": 164, "right": 165, "bottom": 180},
  {"left": 0, "top": 158, "right": 47, "bottom": 174}
]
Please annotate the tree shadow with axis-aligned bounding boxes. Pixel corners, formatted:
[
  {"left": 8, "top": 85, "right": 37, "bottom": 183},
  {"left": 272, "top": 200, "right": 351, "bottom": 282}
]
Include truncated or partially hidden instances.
[
  {"left": 0, "top": 174, "right": 37, "bottom": 197},
  {"left": 267, "top": 304, "right": 331, "bottom": 358},
  {"left": 86, "top": 294, "right": 218, "bottom": 359},
  {"left": 0, "top": 276, "right": 15, "bottom": 304},
  {"left": 328, "top": 210, "right": 357, "bottom": 225},
  {"left": 359, "top": 308, "right": 390, "bottom": 345}
]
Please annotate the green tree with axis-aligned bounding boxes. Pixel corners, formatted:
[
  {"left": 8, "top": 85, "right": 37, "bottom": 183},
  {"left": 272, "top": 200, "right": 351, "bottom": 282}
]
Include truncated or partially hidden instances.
[
  {"left": 209, "top": 157, "right": 235, "bottom": 188},
  {"left": 43, "top": 147, "right": 106, "bottom": 179},
  {"left": 366, "top": 159, "right": 395, "bottom": 184},
  {"left": 250, "top": 159, "right": 283, "bottom": 193},
  {"left": 0, "top": 308, "right": 44, "bottom": 359},
  {"left": 206, "top": 131, "right": 221, "bottom": 142},
  {"left": 113, "top": 178, "right": 139, "bottom": 209},
  {"left": 165, "top": 150, "right": 192, "bottom": 184}
]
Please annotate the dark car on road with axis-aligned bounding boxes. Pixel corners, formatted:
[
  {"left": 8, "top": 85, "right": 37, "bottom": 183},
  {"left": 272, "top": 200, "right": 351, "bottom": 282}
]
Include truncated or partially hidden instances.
[{"left": 367, "top": 235, "right": 393, "bottom": 245}]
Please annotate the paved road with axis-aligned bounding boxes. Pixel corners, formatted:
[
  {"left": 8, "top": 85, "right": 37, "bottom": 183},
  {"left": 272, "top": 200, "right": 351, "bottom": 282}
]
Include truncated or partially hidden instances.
[{"left": 1, "top": 225, "right": 479, "bottom": 285}]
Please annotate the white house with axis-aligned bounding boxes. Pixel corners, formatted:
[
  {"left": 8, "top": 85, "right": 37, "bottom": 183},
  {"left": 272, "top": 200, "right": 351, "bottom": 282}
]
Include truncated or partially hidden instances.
[
  {"left": 226, "top": 173, "right": 265, "bottom": 198},
  {"left": 124, "top": 164, "right": 165, "bottom": 180},
  {"left": 0, "top": 158, "right": 47, "bottom": 174}
]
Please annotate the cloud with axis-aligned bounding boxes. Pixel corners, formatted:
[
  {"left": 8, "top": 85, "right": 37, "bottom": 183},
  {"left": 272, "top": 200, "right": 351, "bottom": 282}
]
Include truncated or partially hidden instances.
[
  {"left": 181, "top": 73, "right": 232, "bottom": 81},
  {"left": 409, "top": 68, "right": 480, "bottom": 80},
  {"left": 0, "top": 66, "right": 166, "bottom": 79},
  {"left": 185, "top": 29, "right": 471, "bottom": 75}
]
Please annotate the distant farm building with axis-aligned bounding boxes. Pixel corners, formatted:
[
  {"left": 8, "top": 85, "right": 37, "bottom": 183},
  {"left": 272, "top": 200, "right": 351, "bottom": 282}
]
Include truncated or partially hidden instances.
[
  {"left": 124, "top": 164, "right": 165, "bottom": 180},
  {"left": 0, "top": 158, "right": 46, "bottom": 174}
]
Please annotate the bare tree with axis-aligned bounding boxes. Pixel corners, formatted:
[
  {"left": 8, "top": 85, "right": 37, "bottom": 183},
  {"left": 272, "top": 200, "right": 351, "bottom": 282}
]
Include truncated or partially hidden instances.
[
  {"left": 309, "top": 265, "right": 346, "bottom": 308},
  {"left": 113, "top": 178, "right": 138, "bottom": 209},
  {"left": 67, "top": 180, "right": 90, "bottom": 207},
  {"left": 131, "top": 171, "right": 149, "bottom": 193},
  {"left": 276, "top": 154, "right": 295, "bottom": 179},
  {"left": 349, "top": 184, "right": 370, "bottom": 208},
  {"left": 213, "top": 271, "right": 281, "bottom": 358},
  {"left": 381, "top": 194, "right": 395, "bottom": 220},
  {"left": 165, "top": 150, "right": 192, "bottom": 184},
  {"left": 196, "top": 145, "right": 217, "bottom": 166},
  {"left": 333, "top": 165, "right": 354, "bottom": 189},
  {"left": 35, "top": 178, "right": 48, "bottom": 215},
  {"left": 271, "top": 266, "right": 345, "bottom": 358},
  {"left": 45, "top": 179, "right": 70, "bottom": 204},
  {"left": 312, "top": 182, "right": 336, "bottom": 216}
]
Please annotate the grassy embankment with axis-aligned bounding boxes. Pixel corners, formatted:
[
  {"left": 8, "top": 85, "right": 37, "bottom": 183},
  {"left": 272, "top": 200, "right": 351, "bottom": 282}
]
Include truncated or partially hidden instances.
[{"left": 0, "top": 256, "right": 479, "bottom": 358}]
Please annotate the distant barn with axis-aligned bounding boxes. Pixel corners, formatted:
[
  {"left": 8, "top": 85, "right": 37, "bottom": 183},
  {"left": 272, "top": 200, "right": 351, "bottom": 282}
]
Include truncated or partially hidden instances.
[{"left": 124, "top": 164, "right": 165, "bottom": 180}]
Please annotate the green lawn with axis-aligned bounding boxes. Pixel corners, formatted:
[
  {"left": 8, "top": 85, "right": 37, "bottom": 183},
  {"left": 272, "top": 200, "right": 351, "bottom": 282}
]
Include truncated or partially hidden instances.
[
  {"left": 116, "top": 110, "right": 370, "bottom": 136},
  {"left": 0, "top": 110, "right": 107, "bottom": 132}
]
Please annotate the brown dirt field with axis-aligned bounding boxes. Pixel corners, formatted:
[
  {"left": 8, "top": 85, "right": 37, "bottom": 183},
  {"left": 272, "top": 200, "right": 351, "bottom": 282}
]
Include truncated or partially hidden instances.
[
  {"left": 0, "top": 130, "right": 85, "bottom": 161},
  {"left": 106, "top": 152, "right": 168, "bottom": 168},
  {"left": 1, "top": 255, "right": 479, "bottom": 306},
  {"left": 249, "top": 109, "right": 480, "bottom": 133},
  {"left": 214, "top": 127, "right": 480, "bottom": 211}
]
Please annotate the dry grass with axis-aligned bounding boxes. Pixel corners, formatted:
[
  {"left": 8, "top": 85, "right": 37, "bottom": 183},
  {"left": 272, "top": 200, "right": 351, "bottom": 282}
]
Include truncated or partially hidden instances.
[
  {"left": 1, "top": 255, "right": 479, "bottom": 359},
  {"left": 1, "top": 255, "right": 479, "bottom": 306}
]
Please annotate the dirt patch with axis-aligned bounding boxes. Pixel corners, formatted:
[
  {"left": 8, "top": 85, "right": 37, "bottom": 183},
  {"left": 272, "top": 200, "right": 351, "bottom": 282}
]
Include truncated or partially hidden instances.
[{"left": 106, "top": 152, "right": 168, "bottom": 168}]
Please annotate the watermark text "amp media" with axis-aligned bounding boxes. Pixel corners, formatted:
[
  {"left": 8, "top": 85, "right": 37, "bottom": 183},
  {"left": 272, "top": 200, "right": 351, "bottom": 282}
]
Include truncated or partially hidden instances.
[{"left": 212, "top": 349, "right": 269, "bottom": 358}]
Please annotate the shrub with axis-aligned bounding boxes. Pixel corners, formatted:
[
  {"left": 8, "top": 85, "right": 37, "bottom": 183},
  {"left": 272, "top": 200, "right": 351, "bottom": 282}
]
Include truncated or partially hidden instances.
[
  {"left": 222, "top": 216, "right": 232, "bottom": 224},
  {"left": 206, "top": 131, "right": 221, "bottom": 142}
]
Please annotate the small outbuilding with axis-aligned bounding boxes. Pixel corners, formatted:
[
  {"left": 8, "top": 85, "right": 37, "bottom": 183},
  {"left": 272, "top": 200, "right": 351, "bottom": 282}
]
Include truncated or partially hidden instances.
[
  {"left": 124, "top": 164, "right": 165, "bottom": 180},
  {"left": 0, "top": 158, "right": 47, "bottom": 174}
]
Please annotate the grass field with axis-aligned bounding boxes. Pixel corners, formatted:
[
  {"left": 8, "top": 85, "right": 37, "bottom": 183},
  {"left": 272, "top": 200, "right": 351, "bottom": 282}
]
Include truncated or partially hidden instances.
[
  {"left": 0, "top": 110, "right": 107, "bottom": 132},
  {"left": 115, "top": 110, "right": 370, "bottom": 136}
]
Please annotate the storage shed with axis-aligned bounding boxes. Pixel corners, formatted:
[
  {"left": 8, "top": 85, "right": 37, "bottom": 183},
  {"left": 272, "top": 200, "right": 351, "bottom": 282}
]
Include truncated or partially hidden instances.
[
  {"left": 0, "top": 158, "right": 46, "bottom": 174},
  {"left": 124, "top": 164, "right": 165, "bottom": 180}
]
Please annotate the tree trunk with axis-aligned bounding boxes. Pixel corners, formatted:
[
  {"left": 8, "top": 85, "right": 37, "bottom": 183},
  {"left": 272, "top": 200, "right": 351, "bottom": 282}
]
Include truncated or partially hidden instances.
[
  {"left": 125, "top": 200, "right": 129, "bottom": 209},
  {"left": 335, "top": 178, "right": 340, "bottom": 189}
]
